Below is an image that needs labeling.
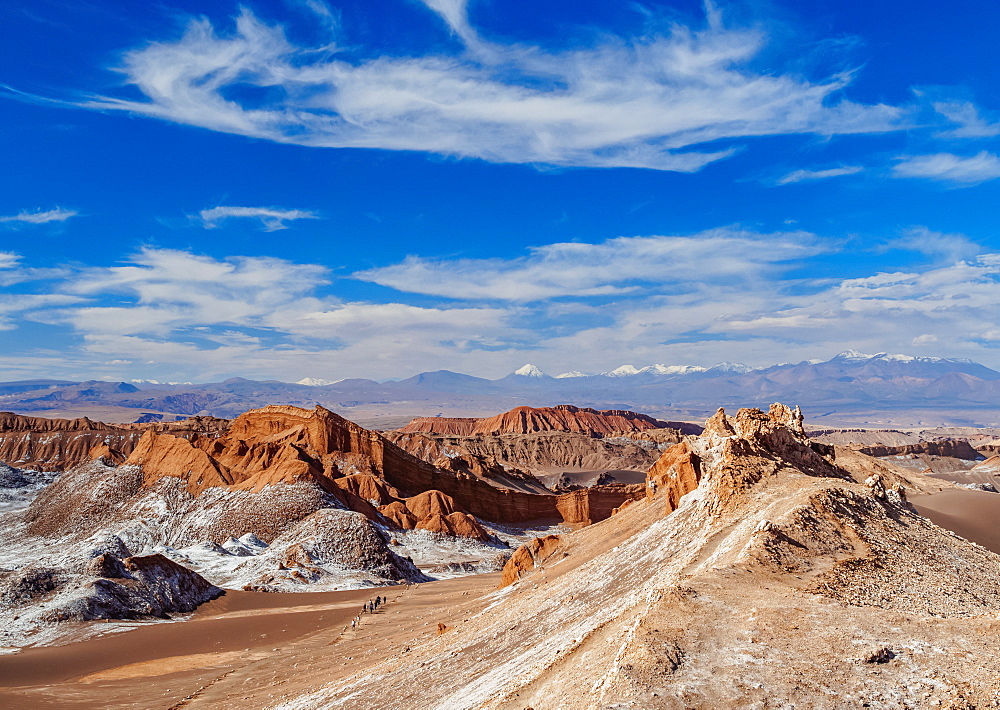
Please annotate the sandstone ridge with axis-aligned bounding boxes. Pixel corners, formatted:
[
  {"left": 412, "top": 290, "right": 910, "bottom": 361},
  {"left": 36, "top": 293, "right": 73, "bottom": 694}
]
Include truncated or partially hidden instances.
[
  {"left": 278, "top": 403, "right": 1000, "bottom": 708},
  {"left": 399, "top": 404, "right": 679, "bottom": 437}
]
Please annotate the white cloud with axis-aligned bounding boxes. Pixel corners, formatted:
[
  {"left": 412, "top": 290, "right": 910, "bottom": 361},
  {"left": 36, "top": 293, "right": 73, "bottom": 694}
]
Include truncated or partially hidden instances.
[
  {"left": 3, "top": 247, "right": 521, "bottom": 380},
  {"left": 0, "top": 293, "right": 85, "bottom": 331},
  {"left": 0, "top": 208, "right": 77, "bottom": 225},
  {"left": 893, "top": 151, "right": 1000, "bottom": 185},
  {"left": 776, "top": 165, "right": 862, "bottom": 185},
  {"left": 7, "top": 235, "right": 1000, "bottom": 381},
  {"left": 884, "top": 226, "right": 981, "bottom": 262},
  {"left": 715, "top": 255, "right": 1000, "bottom": 357},
  {"left": 0, "top": 252, "right": 19, "bottom": 269},
  {"left": 75, "top": 6, "right": 904, "bottom": 171},
  {"left": 934, "top": 101, "right": 1000, "bottom": 138},
  {"left": 355, "top": 229, "right": 824, "bottom": 301},
  {"left": 54, "top": 247, "right": 329, "bottom": 335},
  {"left": 199, "top": 205, "right": 319, "bottom": 231}
]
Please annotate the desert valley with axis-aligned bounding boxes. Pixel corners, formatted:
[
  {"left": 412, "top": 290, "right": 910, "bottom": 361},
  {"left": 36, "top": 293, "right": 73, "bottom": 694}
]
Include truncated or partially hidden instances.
[
  {"left": 4, "top": 0, "right": 1000, "bottom": 706},
  {"left": 2, "top": 374, "right": 1000, "bottom": 707}
]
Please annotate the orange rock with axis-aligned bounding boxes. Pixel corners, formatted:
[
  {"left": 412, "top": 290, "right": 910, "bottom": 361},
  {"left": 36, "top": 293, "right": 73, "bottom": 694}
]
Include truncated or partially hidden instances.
[
  {"left": 399, "top": 405, "right": 667, "bottom": 438},
  {"left": 472, "top": 405, "right": 665, "bottom": 437},
  {"left": 499, "top": 534, "right": 562, "bottom": 588},
  {"left": 334, "top": 473, "right": 402, "bottom": 505},
  {"left": 397, "top": 417, "right": 480, "bottom": 436},
  {"left": 378, "top": 501, "right": 418, "bottom": 529},
  {"left": 404, "top": 489, "right": 459, "bottom": 519},
  {"left": 88, "top": 442, "right": 126, "bottom": 466},
  {"left": 646, "top": 440, "right": 702, "bottom": 515}
]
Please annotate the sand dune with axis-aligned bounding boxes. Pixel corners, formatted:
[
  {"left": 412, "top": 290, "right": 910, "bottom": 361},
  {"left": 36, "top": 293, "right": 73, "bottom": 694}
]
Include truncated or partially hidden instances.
[
  {"left": 912, "top": 488, "right": 1000, "bottom": 554},
  {"left": 0, "top": 576, "right": 496, "bottom": 708}
]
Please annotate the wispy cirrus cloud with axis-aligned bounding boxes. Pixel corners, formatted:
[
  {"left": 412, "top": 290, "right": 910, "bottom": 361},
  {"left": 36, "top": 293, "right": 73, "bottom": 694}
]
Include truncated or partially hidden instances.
[
  {"left": 355, "top": 229, "right": 825, "bottom": 301},
  {"left": 68, "top": 3, "right": 904, "bottom": 171},
  {"left": 934, "top": 101, "right": 1000, "bottom": 139},
  {"left": 776, "top": 165, "right": 862, "bottom": 185},
  {"left": 198, "top": 205, "right": 319, "bottom": 231},
  {"left": 893, "top": 151, "right": 1000, "bottom": 185},
  {"left": 9, "top": 247, "right": 517, "bottom": 379},
  {"left": 883, "top": 226, "right": 981, "bottom": 263},
  {"left": 0, "top": 207, "right": 77, "bottom": 225},
  {"left": 59, "top": 247, "right": 328, "bottom": 335},
  {"left": 5, "top": 231, "right": 1000, "bottom": 379}
]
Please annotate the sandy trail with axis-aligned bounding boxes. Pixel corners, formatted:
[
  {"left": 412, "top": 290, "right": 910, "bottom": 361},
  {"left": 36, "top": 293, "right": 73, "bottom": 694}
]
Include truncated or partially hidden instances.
[{"left": 0, "top": 574, "right": 499, "bottom": 709}]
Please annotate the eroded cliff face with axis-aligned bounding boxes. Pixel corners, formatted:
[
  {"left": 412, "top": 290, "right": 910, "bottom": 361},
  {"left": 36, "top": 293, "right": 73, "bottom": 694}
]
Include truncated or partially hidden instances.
[
  {"left": 0, "top": 412, "right": 229, "bottom": 471},
  {"left": 280, "top": 404, "right": 1000, "bottom": 709},
  {"left": 385, "top": 429, "right": 672, "bottom": 492},
  {"left": 399, "top": 404, "right": 673, "bottom": 437},
  {"left": 25, "top": 406, "right": 643, "bottom": 548},
  {"left": 0, "top": 413, "right": 141, "bottom": 472}
]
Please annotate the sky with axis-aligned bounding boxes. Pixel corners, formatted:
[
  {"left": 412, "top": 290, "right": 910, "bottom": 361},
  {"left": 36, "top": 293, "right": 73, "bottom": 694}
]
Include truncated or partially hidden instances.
[{"left": 0, "top": 0, "right": 998, "bottom": 383}]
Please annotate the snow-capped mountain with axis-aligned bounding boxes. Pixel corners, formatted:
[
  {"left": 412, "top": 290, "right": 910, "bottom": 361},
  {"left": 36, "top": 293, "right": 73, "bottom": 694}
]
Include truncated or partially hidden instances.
[
  {"left": 641, "top": 364, "right": 708, "bottom": 376},
  {"left": 603, "top": 365, "right": 642, "bottom": 377},
  {"left": 6, "top": 350, "right": 1000, "bottom": 427},
  {"left": 297, "top": 377, "right": 342, "bottom": 387}
]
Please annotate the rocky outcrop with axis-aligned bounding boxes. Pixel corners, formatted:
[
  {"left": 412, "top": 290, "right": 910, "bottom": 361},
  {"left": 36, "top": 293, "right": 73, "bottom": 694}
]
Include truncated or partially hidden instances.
[
  {"left": 416, "top": 512, "right": 490, "bottom": 542},
  {"left": 472, "top": 405, "right": 667, "bottom": 436},
  {"left": 0, "top": 412, "right": 142, "bottom": 471},
  {"left": 236, "top": 509, "right": 427, "bottom": 589},
  {"left": 645, "top": 439, "right": 701, "bottom": 515},
  {"left": 23, "top": 406, "right": 643, "bottom": 550},
  {"left": 0, "top": 412, "right": 229, "bottom": 472},
  {"left": 290, "top": 404, "right": 1000, "bottom": 708},
  {"left": 499, "top": 534, "right": 562, "bottom": 588},
  {"left": 857, "top": 439, "right": 984, "bottom": 460},
  {"left": 387, "top": 429, "right": 665, "bottom": 486},
  {"left": 400, "top": 405, "right": 670, "bottom": 437},
  {"left": 15, "top": 553, "right": 223, "bottom": 623},
  {"left": 398, "top": 417, "right": 480, "bottom": 436},
  {"left": 382, "top": 431, "right": 550, "bottom": 493}
]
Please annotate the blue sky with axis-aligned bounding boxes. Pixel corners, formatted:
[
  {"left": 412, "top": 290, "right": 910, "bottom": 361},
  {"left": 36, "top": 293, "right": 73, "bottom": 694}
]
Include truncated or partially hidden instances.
[{"left": 1, "top": 0, "right": 999, "bottom": 382}]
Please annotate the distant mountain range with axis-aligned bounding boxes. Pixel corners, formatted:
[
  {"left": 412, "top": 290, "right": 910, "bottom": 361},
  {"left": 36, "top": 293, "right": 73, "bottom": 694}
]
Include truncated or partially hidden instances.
[{"left": 2, "top": 351, "right": 999, "bottom": 428}]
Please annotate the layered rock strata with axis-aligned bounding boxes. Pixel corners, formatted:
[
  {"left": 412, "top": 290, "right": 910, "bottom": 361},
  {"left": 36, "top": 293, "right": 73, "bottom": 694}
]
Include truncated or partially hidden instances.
[
  {"left": 399, "top": 404, "right": 676, "bottom": 437},
  {"left": 276, "top": 403, "right": 1000, "bottom": 709}
]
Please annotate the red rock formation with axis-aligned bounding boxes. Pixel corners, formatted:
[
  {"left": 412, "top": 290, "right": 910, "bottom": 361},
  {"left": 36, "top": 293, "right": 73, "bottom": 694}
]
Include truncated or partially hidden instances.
[
  {"left": 333, "top": 474, "right": 403, "bottom": 506},
  {"left": 646, "top": 439, "right": 702, "bottom": 515},
  {"left": 386, "top": 429, "right": 662, "bottom": 491},
  {"left": 0, "top": 412, "right": 229, "bottom": 472},
  {"left": 499, "top": 534, "right": 562, "bottom": 587},
  {"left": 416, "top": 512, "right": 490, "bottom": 542},
  {"left": 399, "top": 405, "right": 668, "bottom": 438},
  {"left": 381, "top": 431, "right": 549, "bottom": 493},
  {"left": 397, "top": 417, "right": 480, "bottom": 436},
  {"left": 476, "top": 405, "right": 665, "bottom": 436},
  {"left": 88, "top": 442, "right": 127, "bottom": 466},
  {"left": 26, "top": 405, "right": 643, "bottom": 542},
  {"left": 404, "top": 489, "right": 459, "bottom": 519},
  {"left": 0, "top": 412, "right": 141, "bottom": 471}
]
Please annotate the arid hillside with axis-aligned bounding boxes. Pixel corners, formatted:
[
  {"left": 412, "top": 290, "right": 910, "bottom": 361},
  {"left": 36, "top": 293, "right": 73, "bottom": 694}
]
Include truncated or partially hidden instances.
[{"left": 262, "top": 404, "right": 1000, "bottom": 709}]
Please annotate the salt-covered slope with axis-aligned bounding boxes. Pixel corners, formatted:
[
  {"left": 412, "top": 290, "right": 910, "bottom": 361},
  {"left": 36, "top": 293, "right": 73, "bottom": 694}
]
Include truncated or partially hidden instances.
[{"left": 275, "top": 404, "right": 1000, "bottom": 709}]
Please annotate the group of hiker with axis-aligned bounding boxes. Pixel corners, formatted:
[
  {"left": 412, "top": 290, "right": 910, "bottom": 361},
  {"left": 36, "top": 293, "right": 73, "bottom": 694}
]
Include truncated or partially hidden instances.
[{"left": 349, "top": 594, "right": 387, "bottom": 630}]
